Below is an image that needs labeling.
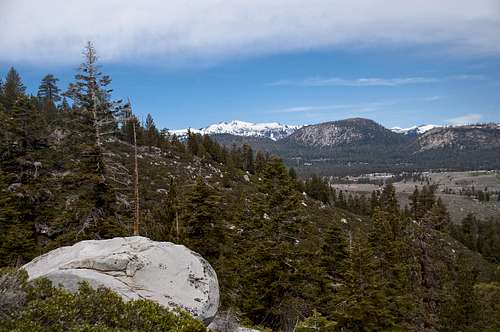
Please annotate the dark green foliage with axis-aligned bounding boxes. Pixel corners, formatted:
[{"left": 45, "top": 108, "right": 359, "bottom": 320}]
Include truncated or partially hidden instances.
[
  {"left": 145, "top": 113, "right": 159, "bottom": 151},
  {"left": 473, "top": 280, "right": 500, "bottom": 331},
  {"left": 296, "top": 310, "right": 337, "bottom": 331},
  {"left": 182, "top": 177, "right": 225, "bottom": 260},
  {"left": 303, "top": 174, "right": 333, "bottom": 204},
  {"left": 37, "top": 74, "right": 61, "bottom": 122},
  {"left": 450, "top": 214, "right": 500, "bottom": 263},
  {"left": 3, "top": 67, "right": 25, "bottom": 109},
  {"left": 0, "top": 269, "right": 205, "bottom": 331},
  {"left": 409, "top": 185, "right": 450, "bottom": 230},
  {"left": 438, "top": 254, "right": 480, "bottom": 331},
  {"left": 37, "top": 74, "right": 61, "bottom": 103},
  {"left": 242, "top": 144, "right": 254, "bottom": 173},
  {"left": 335, "top": 230, "right": 396, "bottom": 330}
]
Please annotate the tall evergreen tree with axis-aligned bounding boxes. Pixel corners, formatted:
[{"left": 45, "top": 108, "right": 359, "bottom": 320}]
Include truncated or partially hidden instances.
[
  {"left": 62, "top": 42, "right": 126, "bottom": 239},
  {"left": 242, "top": 144, "right": 254, "bottom": 173},
  {"left": 3, "top": 67, "right": 26, "bottom": 109},
  {"left": 37, "top": 74, "right": 61, "bottom": 122},
  {"left": 65, "top": 41, "right": 123, "bottom": 178},
  {"left": 336, "top": 230, "right": 396, "bottom": 330},
  {"left": 144, "top": 113, "right": 158, "bottom": 151},
  {"left": 182, "top": 177, "right": 224, "bottom": 260},
  {"left": 37, "top": 74, "right": 61, "bottom": 103}
]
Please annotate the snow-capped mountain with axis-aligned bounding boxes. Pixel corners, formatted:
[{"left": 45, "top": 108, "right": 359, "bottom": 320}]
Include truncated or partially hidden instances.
[
  {"left": 170, "top": 120, "right": 302, "bottom": 141},
  {"left": 391, "top": 124, "right": 441, "bottom": 136}
]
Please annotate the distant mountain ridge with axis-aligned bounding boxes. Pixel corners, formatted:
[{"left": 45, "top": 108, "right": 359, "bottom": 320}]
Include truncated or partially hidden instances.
[
  {"left": 171, "top": 119, "right": 473, "bottom": 141},
  {"left": 184, "top": 118, "right": 500, "bottom": 175},
  {"left": 171, "top": 120, "right": 301, "bottom": 141}
]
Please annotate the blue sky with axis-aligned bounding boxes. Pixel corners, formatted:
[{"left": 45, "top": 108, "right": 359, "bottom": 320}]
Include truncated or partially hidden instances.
[{"left": 1, "top": 0, "right": 499, "bottom": 130}]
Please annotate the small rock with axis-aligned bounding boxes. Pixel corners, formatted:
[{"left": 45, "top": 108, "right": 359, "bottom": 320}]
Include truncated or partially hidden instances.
[{"left": 7, "top": 183, "right": 22, "bottom": 192}]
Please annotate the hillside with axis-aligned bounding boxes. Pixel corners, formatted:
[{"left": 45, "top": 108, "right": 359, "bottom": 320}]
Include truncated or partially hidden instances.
[
  {"left": 1, "top": 57, "right": 500, "bottom": 331},
  {"left": 287, "top": 118, "right": 409, "bottom": 148}
]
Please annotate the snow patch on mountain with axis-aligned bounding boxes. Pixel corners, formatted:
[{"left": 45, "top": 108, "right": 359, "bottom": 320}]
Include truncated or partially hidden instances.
[
  {"left": 170, "top": 120, "right": 301, "bottom": 141},
  {"left": 391, "top": 124, "right": 441, "bottom": 135}
]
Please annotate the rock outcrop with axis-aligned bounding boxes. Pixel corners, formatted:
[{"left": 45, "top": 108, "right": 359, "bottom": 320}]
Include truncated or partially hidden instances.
[{"left": 22, "top": 236, "right": 219, "bottom": 324}]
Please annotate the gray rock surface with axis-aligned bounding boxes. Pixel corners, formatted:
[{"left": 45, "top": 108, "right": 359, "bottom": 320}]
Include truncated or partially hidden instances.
[{"left": 22, "top": 236, "right": 219, "bottom": 324}]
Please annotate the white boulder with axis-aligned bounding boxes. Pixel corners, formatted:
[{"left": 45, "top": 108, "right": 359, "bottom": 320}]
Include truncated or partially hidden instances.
[{"left": 22, "top": 236, "right": 219, "bottom": 324}]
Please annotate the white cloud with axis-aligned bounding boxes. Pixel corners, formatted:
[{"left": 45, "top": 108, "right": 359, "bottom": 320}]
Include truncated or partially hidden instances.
[
  {"left": 0, "top": 0, "right": 499, "bottom": 64},
  {"left": 269, "top": 77, "right": 440, "bottom": 87},
  {"left": 268, "top": 75, "right": 485, "bottom": 87},
  {"left": 447, "top": 113, "right": 483, "bottom": 125}
]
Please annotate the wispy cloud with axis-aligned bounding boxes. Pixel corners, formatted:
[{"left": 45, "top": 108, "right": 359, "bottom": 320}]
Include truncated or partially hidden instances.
[
  {"left": 268, "top": 75, "right": 484, "bottom": 87},
  {"left": 1, "top": 0, "right": 499, "bottom": 64},
  {"left": 447, "top": 113, "right": 483, "bottom": 125},
  {"left": 422, "top": 96, "right": 443, "bottom": 102},
  {"left": 269, "top": 77, "right": 439, "bottom": 87},
  {"left": 270, "top": 96, "right": 440, "bottom": 114}
]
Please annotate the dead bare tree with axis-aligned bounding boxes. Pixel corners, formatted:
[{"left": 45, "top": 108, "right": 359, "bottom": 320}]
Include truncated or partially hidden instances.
[{"left": 125, "top": 99, "right": 141, "bottom": 236}]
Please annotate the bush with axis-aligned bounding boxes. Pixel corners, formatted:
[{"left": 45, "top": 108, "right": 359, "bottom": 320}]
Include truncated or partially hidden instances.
[
  {"left": 295, "top": 310, "right": 337, "bottom": 332},
  {"left": 0, "top": 268, "right": 29, "bottom": 321},
  {"left": 0, "top": 269, "right": 206, "bottom": 332}
]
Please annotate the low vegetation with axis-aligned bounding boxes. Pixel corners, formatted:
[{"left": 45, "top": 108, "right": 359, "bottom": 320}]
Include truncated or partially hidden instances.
[{"left": 0, "top": 269, "right": 206, "bottom": 332}]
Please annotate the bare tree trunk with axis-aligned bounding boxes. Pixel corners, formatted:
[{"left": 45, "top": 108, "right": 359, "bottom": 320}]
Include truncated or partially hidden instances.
[
  {"left": 132, "top": 118, "right": 140, "bottom": 236},
  {"left": 89, "top": 82, "right": 100, "bottom": 161},
  {"left": 175, "top": 210, "right": 179, "bottom": 241}
]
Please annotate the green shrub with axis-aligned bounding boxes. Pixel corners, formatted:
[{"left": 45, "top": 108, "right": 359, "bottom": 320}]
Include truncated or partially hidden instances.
[
  {"left": 296, "top": 310, "right": 337, "bottom": 332},
  {"left": 0, "top": 270, "right": 206, "bottom": 332}
]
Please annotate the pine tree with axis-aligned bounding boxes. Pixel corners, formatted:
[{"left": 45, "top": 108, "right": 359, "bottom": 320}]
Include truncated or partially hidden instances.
[
  {"left": 336, "top": 230, "right": 396, "bottom": 330},
  {"left": 337, "top": 190, "right": 346, "bottom": 209},
  {"left": 37, "top": 74, "right": 61, "bottom": 103},
  {"left": 370, "top": 190, "right": 379, "bottom": 214},
  {"left": 186, "top": 130, "right": 199, "bottom": 156},
  {"left": 8, "top": 95, "right": 47, "bottom": 152},
  {"left": 144, "top": 113, "right": 158, "bottom": 152},
  {"left": 59, "top": 97, "right": 70, "bottom": 113},
  {"left": 65, "top": 41, "right": 123, "bottom": 177},
  {"left": 63, "top": 42, "right": 125, "bottom": 238},
  {"left": 439, "top": 254, "right": 479, "bottom": 331},
  {"left": 0, "top": 170, "right": 36, "bottom": 266},
  {"left": 320, "top": 222, "right": 349, "bottom": 315},
  {"left": 254, "top": 150, "right": 267, "bottom": 173},
  {"left": 409, "top": 187, "right": 421, "bottom": 219},
  {"left": 242, "top": 144, "right": 254, "bottom": 173},
  {"left": 3, "top": 67, "right": 26, "bottom": 109},
  {"left": 182, "top": 177, "right": 224, "bottom": 260},
  {"left": 379, "top": 183, "right": 398, "bottom": 214},
  {"left": 37, "top": 74, "right": 61, "bottom": 122},
  {"left": 425, "top": 197, "right": 450, "bottom": 230}
]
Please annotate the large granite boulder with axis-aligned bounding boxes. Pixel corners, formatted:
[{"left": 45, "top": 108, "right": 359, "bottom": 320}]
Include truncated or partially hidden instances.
[{"left": 22, "top": 236, "right": 219, "bottom": 324}]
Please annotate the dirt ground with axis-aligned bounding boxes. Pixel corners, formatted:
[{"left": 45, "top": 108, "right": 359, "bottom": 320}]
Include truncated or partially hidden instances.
[{"left": 332, "top": 171, "right": 500, "bottom": 223}]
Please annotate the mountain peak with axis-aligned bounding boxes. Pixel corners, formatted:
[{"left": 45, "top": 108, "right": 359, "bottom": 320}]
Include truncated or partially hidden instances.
[
  {"left": 288, "top": 117, "right": 406, "bottom": 147},
  {"left": 391, "top": 124, "right": 441, "bottom": 136},
  {"left": 170, "top": 120, "right": 302, "bottom": 141}
]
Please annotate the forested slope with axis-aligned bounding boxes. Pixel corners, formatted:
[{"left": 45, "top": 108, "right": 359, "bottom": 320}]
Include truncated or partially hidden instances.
[{"left": 1, "top": 45, "right": 499, "bottom": 331}]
